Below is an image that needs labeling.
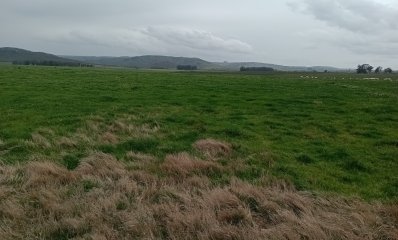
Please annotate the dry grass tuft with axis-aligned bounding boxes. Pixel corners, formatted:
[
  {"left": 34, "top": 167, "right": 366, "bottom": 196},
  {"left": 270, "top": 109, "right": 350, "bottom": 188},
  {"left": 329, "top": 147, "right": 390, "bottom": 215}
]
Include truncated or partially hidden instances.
[
  {"left": 100, "top": 131, "right": 119, "bottom": 144},
  {"left": 125, "top": 151, "right": 156, "bottom": 171},
  {"left": 381, "top": 204, "right": 398, "bottom": 231},
  {"left": 184, "top": 175, "right": 211, "bottom": 189},
  {"left": 56, "top": 136, "right": 77, "bottom": 148},
  {"left": 76, "top": 152, "right": 125, "bottom": 179},
  {"left": 24, "top": 161, "right": 75, "bottom": 187},
  {"left": 193, "top": 138, "right": 232, "bottom": 159},
  {"left": 0, "top": 151, "right": 396, "bottom": 239},
  {"left": 107, "top": 118, "right": 159, "bottom": 138},
  {"left": 30, "top": 133, "right": 52, "bottom": 149},
  {"left": 161, "top": 152, "right": 221, "bottom": 177},
  {"left": 36, "top": 128, "right": 55, "bottom": 136},
  {"left": 27, "top": 153, "right": 52, "bottom": 162},
  {"left": 207, "top": 188, "right": 242, "bottom": 209},
  {"left": 85, "top": 119, "right": 102, "bottom": 132},
  {"left": 125, "top": 151, "right": 155, "bottom": 162},
  {"left": 15, "top": 115, "right": 161, "bottom": 165},
  {"left": 109, "top": 120, "right": 129, "bottom": 133}
]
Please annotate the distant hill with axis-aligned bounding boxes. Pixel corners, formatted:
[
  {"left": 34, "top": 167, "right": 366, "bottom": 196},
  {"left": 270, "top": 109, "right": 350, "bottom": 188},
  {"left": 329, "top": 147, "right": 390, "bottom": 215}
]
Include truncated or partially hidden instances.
[
  {"left": 0, "top": 47, "right": 343, "bottom": 71},
  {"left": 213, "top": 62, "right": 343, "bottom": 72},
  {"left": 0, "top": 47, "right": 78, "bottom": 63},
  {"left": 66, "top": 55, "right": 343, "bottom": 72}
]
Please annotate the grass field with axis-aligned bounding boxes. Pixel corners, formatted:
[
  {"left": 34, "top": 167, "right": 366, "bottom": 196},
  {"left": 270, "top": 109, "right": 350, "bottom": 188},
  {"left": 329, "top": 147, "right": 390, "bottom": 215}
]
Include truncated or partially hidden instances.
[
  {"left": 0, "top": 65, "right": 397, "bottom": 201},
  {"left": 1, "top": 65, "right": 398, "bottom": 239}
]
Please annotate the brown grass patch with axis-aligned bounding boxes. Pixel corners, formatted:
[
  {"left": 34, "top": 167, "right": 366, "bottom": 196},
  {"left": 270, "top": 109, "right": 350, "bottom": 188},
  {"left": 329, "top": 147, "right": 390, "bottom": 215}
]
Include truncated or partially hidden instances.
[
  {"left": 0, "top": 152, "right": 396, "bottom": 239},
  {"left": 36, "top": 127, "right": 55, "bottom": 136},
  {"left": 125, "top": 151, "right": 156, "bottom": 170},
  {"left": 75, "top": 152, "right": 126, "bottom": 179},
  {"left": 161, "top": 152, "right": 222, "bottom": 177},
  {"left": 56, "top": 137, "right": 77, "bottom": 148},
  {"left": 193, "top": 138, "right": 232, "bottom": 159},
  {"left": 24, "top": 161, "right": 75, "bottom": 187},
  {"left": 109, "top": 120, "right": 129, "bottom": 133},
  {"left": 30, "top": 133, "right": 51, "bottom": 149},
  {"left": 85, "top": 119, "right": 102, "bottom": 132},
  {"left": 100, "top": 131, "right": 119, "bottom": 144},
  {"left": 107, "top": 118, "right": 159, "bottom": 138},
  {"left": 125, "top": 151, "right": 155, "bottom": 162},
  {"left": 14, "top": 115, "right": 162, "bottom": 165}
]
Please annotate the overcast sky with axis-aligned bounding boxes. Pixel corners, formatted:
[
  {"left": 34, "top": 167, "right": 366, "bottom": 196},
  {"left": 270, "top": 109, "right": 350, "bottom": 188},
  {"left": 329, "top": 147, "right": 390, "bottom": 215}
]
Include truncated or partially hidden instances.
[{"left": 1, "top": 0, "right": 397, "bottom": 68}]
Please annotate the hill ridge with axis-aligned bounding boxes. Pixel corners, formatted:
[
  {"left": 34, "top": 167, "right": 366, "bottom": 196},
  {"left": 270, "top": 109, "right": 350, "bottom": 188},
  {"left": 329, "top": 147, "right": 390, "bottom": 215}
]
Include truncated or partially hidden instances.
[
  {"left": 0, "top": 47, "right": 343, "bottom": 71},
  {"left": 0, "top": 47, "right": 78, "bottom": 63},
  {"left": 65, "top": 55, "right": 343, "bottom": 72}
]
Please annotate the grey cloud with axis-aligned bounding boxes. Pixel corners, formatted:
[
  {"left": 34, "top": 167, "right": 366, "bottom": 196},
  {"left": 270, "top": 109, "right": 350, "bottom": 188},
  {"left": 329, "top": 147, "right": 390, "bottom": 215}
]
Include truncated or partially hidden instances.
[
  {"left": 48, "top": 26, "right": 252, "bottom": 56},
  {"left": 144, "top": 27, "right": 253, "bottom": 54},
  {"left": 297, "top": 0, "right": 398, "bottom": 33},
  {"left": 1, "top": 0, "right": 397, "bottom": 68},
  {"left": 303, "top": 28, "right": 398, "bottom": 56},
  {"left": 291, "top": 0, "right": 398, "bottom": 59}
]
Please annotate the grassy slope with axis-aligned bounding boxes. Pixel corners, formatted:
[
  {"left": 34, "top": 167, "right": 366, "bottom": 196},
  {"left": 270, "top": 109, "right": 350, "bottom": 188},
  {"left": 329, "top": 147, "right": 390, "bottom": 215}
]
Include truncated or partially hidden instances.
[{"left": 0, "top": 65, "right": 397, "bottom": 200}]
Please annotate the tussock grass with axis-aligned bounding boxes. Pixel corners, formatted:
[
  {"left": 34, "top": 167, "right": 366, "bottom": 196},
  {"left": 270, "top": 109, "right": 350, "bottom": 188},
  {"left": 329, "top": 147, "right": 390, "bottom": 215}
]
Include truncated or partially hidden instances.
[
  {"left": 125, "top": 151, "right": 155, "bottom": 162},
  {"left": 11, "top": 115, "right": 160, "bottom": 169},
  {"left": 193, "top": 138, "right": 232, "bottom": 159},
  {"left": 30, "top": 133, "right": 52, "bottom": 149},
  {"left": 161, "top": 152, "right": 222, "bottom": 178},
  {"left": 0, "top": 150, "right": 396, "bottom": 239},
  {"left": 56, "top": 137, "right": 78, "bottom": 149},
  {"left": 100, "top": 132, "right": 119, "bottom": 144}
]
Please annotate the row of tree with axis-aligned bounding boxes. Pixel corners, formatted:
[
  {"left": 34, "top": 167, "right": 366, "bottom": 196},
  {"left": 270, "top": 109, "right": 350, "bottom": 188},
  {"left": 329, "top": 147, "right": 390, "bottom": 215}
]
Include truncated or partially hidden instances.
[
  {"left": 356, "top": 64, "right": 393, "bottom": 74},
  {"left": 240, "top": 66, "right": 274, "bottom": 72},
  {"left": 12, "top": 60, "right": 93, "bottom": 67},
  {"left": 177, "top": 65, "right": 198, "bottom": 70}
]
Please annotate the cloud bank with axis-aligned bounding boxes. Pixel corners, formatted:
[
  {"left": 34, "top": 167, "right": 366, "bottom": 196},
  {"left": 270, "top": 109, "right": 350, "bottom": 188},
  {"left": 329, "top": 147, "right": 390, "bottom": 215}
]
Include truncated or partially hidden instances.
[
  {"left": 292, "top": 0, "right": 398, "bottom": 58},
  {"left": 0, "top": 0, "right": 397, "bottom": 67},
  {"left": 50, "top": 27, "right": 252, "bottom": 57}
]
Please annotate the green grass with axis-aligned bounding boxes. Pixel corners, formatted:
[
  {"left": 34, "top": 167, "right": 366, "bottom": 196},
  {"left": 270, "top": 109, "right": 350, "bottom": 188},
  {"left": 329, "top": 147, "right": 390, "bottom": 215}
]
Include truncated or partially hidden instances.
[{"left": 0, "top": 65, "right": 397, "bottom": 200}]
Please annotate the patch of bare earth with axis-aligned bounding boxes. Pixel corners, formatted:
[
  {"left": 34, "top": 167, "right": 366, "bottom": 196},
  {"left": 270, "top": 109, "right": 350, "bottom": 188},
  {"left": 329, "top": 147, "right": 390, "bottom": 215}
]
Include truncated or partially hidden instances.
[{"left": 0, "top": 147, "right": 397, "bottom": 239}]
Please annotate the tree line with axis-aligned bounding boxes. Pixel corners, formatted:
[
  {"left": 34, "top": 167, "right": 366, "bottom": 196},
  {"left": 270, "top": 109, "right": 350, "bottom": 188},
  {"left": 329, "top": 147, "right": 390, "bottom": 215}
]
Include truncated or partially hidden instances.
[
  {"left": 356, "top": 64, "right": 393, "bottom": 74},
  {"left": 177, "top": 65, "right": 197, "bottom": 70},
  {"left": 240, "top": 66, "right": 274, "bottom": 72},
  {"left": 12, "top": 60, "right": 93, "bottom": 67}
]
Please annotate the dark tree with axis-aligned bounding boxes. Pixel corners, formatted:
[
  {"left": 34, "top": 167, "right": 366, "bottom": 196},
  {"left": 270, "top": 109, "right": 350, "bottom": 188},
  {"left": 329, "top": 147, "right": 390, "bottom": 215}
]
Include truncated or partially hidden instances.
[
  {"left": 356, "top": 64, "right": 373, "bottom": 74},
  {"left": 375, "top": 66, "right": 383, "bottom": 74},
  {"left": 384, "top": 68, "right": 393, "bottom": 74},
  {"left": 366, "top": 65, "right": 373, "bottom": 73}
]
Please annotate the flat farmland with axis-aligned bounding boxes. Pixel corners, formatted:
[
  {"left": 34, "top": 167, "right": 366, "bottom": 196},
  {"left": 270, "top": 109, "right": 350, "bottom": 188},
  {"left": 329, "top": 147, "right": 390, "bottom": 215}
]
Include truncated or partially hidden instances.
[{"left": 0, "top": 65, "right": 397, "bottom": 200}]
